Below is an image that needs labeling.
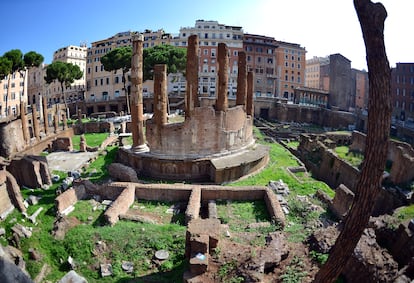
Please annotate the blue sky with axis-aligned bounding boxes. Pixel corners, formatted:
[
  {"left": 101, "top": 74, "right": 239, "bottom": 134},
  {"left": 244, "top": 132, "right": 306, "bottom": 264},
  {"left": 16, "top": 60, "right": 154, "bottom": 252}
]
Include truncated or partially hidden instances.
[{"left": 1, "top": 0, "right": 412, "bottom": 70}]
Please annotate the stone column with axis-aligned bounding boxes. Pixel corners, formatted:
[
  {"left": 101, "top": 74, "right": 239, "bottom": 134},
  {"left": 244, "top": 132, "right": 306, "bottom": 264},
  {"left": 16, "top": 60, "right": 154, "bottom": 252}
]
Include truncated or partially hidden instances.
[
  {"left": 236, "top": 51, "right": 247, "bottom": 107},
  {"left": 62, "top": 112, "right": 67, "bottom": 130},
  {"left": 77, "top": 109, "right": 83, "bottom": 125},
  {"left": 54, "top": 113, "right": 59, "bottom": 134},
  {"left": 42, "top": 97, "right": 49, "bottom": 135},
  {"left": 153, "top": 64, "right": 168, "bottom": 127},
  {"left": 216, "top": 43, "right": 229, "bottom": 112},
  {"left": 185, "top": 35, "right": 199, "bottom": 118},
  {"left": 130, "top": 33, "right": 147, "bottom": 151},
  {"left": 32, "top": 103, "right": 40, "bottom": 140},
  {"left": 20, "top": 101, "right": 30, "bottom": 144},
  {"left": 246, "top": 71, "right": 254, "bottom": 117}
]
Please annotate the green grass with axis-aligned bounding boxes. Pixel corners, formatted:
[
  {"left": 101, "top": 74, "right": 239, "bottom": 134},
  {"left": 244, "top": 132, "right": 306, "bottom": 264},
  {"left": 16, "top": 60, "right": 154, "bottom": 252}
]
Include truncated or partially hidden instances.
[
  {"left": 231, "top": 141, "right": 334, "bottom": 197},
  {"left": 82, "top": 146, "right": 118, "bottom": 183},
  {"left": 72, "top": 133, "right": 109, "bottom": 151},
  {"left": 394, "top": 204, "right": 414, "bottom": 223},
  {"left": 334, "top": 146, "right": 364, "bottom": 168},
  {"left": 286, "top": 141, "right": 299, "bottom": 150}
]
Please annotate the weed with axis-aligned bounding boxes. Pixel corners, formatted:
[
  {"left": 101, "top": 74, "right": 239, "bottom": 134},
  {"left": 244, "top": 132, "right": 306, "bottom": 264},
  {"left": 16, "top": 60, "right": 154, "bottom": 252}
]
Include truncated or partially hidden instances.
[
  {"left": 309, "top": 250, "right": 328, "bottom": 265},
  {"left": 280, "top": 256, "right": 308, "bottom": 283}
]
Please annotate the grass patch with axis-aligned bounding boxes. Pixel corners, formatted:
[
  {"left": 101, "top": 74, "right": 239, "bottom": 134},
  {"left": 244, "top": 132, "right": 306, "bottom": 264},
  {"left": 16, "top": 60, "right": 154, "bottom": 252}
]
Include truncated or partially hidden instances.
[
  {"left": 81, "top": 146, "right": 118, "bottom": 183},
  {"left": 394, "top": 204, "right": 414, "bottom": 223},
  {"left": 334, "top": 146, "right": 363, "bottom": 168},
  {"left": 286, "top": 141, "right": 299, "bottom": 150},
  {"left": 72, "top": 133, "right": 109, "bottom": 151},
  {"left": 231, "top": 141, "right": 334, "bottom": 197}
]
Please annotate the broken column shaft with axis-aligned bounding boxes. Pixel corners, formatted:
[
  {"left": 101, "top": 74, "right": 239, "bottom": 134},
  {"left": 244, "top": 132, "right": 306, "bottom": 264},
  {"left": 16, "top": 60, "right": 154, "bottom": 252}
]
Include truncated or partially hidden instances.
[
  {"left": 42, "top": 97, "right": 49, "bottom": 135},
  {"left": 216, "top": 43, "right": 229, "bottom": 112},
  {"left": 130, "top": 33, "right": 146, "bottom": 150},
  {"left": 185, "top": 35, "right": 199, "bottom": 118},
  {"left": 153, "top": 64, "right": 168, "bottom": 127},
  {"left": 236, "top": 51, "right": 247, "bottom": 107},
  {"left": 247, "top": 71, "right": 254, "bottom": 117},
  {"left": 20, "top": 101, "right": 30, "bottom": 144},
  {"left": 32, "top": 103, "right": 40, "bottom": 140}
]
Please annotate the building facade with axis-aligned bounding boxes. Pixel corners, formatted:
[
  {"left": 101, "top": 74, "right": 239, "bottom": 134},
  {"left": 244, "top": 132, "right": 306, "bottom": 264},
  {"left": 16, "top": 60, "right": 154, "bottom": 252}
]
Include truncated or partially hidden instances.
[
  {"left": 243, "top": 34, "right": 277, "bottom": 97},
  {"left": 0, "top": 71, "right": 27, "bottom": 118},
  {"left": 391, "top": 63, "right": 414, "bottom": 122},
  {"left": 353, "top": 68, "right": 369, "bottom": 111},
  {"left": 305, "top": 56, "right": 330, "bottom": 89},
  {"left": 46, "top": 45, "right": 87, "bottom": 108},
  {"left": 172, "top": 20, "right": 244, "bottom": 98},
  {"left": 275, "top": 41, "right": 306, "bottom": 101}
]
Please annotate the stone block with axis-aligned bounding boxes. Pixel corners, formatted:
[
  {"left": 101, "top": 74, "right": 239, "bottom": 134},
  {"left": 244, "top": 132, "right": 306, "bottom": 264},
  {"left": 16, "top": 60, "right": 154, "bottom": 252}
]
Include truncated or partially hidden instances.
[
  {"left": 331, "top": 184, "right": 355, "bottom": 220},
  {"left": 190, "top": 234, "right": 209, "bottom": 255}
]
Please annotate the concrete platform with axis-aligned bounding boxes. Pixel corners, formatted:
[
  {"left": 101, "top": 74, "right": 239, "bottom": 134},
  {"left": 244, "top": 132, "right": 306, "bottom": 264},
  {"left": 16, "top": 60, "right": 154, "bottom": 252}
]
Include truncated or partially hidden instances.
[{"left": 46, "top": 151, "right": 99, "bottom": 172}]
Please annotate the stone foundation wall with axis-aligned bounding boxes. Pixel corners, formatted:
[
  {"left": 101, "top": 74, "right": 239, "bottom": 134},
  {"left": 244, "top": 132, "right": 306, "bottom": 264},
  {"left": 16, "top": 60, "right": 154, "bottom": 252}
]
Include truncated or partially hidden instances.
[
  {"left": 146, "top": 106, "right": 253, "bottom": 158},
  {"left": 298, "top": 134, "right": 360, "bottom": 191},
  {"left": 349, "top": 131, "right": 414, "bottom": 185},
  {"left": 0, "top": 119, "right": 26, "bottom": 157},
  {"left": 73, "top": 121, "right": 114, "bottom": 135},
  {"left": 260, "top": 103, "right": 356, "bottom": 129}
]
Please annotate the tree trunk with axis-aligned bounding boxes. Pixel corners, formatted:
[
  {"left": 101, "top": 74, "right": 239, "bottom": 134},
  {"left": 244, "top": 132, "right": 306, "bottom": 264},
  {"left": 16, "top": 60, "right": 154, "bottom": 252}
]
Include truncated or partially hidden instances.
[{"left": 313, "top": 1, "right": 391, "bottom": 282}]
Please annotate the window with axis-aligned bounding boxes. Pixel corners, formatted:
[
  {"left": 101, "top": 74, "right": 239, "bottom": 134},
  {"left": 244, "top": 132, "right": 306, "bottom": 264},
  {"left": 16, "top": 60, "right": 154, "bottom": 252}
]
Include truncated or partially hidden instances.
[
  {"left": 204, "top": 33, "right": 208, "bottom": 39},
  {"left": 115, "top": 77, "right": 119, "bottom": 84},
  {"left": 257, "top": 57, "right": 262, "bottom": 63},
  {"left": 267, "top": 58, "right": 273, "bottom": 64},
  {"left": 100, "top": 78, "right": 103, "bottom": 85},
  {"left": 204, "top": 49, "right": 208, "bottom": 55},
  {"left": 267, "top": 49, "right": 273, "bottom": 54},
  {"left": 106, "top": 78, "right": 109, "bottom": 85},
  {"left": 115, "top": 90, "right": 120, "bottom": 97},
  {"left": 95, "top": 79, "right": 98, "bottom": 86}
]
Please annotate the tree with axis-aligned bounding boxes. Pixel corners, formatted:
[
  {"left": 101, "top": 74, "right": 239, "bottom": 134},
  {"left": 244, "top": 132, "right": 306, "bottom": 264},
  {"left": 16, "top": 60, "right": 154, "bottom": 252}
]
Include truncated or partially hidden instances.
[
  {"left": 44, "top": 61, "right": 83, "bottom": 117},
  {"left": 143, "top": 44, "right": 186, "bottom": 81},
  {"left": 22, "top": 51, "right": 44, "bottom": 104},
  {"left": 2, "top": 49, "right": 24, "bottom": 117},
  {"left": 313, "top": 1, "right": 391, "bottom": 282},
  {"left": 101, "top": 44, "right": 187, "bottom": 114},
  {"left": 101, "top": 46, "right": 132, "bottom": 114}
]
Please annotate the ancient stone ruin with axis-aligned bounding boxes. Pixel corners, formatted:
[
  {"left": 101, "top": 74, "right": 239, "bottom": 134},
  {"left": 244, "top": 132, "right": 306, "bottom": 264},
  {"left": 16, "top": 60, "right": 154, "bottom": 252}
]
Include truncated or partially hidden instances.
[{"left": 117, "top": 34, "right": 269, "bottom": 183}]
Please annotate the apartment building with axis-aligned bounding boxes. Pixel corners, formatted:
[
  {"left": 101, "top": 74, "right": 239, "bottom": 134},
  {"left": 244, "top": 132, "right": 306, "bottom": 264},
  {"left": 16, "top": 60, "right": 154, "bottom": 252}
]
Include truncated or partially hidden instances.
[
  {"left": 275, "top": 41, "right": 306, "bottom": 101},
  {"left": 243, "top": 34, "right": 277, "bottom": 97},
  {"left": 391, "top": 63, "right": 414, "bottom": 122},
  {"left": 305, "top": 56, "right": 330, "bottom": 89},
  {"left": 43, "top": 45, "right": 87, "bottom": 107},
  {"left": 0, "top": 71, "right": 27, "bottom": 118},
  {"left": 353, "top": 68, "right": 369, "bottom": 111},
  {"left": 171, "top": 20, "right": 244, "bottom": 97}
]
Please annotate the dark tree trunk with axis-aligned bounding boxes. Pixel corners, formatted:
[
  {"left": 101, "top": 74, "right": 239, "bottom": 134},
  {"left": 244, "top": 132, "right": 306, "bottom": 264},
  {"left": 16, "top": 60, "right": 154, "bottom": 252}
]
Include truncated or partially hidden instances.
[{"left": 313, "top": 1, "right": 391, "bottom": 282}]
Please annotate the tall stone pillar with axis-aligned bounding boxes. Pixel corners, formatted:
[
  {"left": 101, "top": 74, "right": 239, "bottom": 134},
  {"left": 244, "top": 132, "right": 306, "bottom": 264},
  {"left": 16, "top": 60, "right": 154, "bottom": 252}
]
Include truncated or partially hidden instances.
[
  {"left": 130, "top": 33, "right": 148, "bottom": 151},
  {"left": 154, "top": 64, "right": 168, "bottom": 127},
  {"left": 42, "top": 97, "right": 49, "bottom": 135},
  {"left": 236, "top": 51, "right": 247, "bottom": 107},
  {"left": 216, "top": 43, "right": 229, "bottom": 112},
  {"left": 32, "top": 103, "right": 40, "bottom": 140},
  {"left": 20, "top": 101, "right": 30, "bottom": 144},
  {"left": 246, "top": 71, "right": 254, "bottom": 117},
  {"left": 54, "top": 113, "right": 59, "bottom": 134},
  {"left": 185, "top": 35, "right": 199, "bottom": 118}
]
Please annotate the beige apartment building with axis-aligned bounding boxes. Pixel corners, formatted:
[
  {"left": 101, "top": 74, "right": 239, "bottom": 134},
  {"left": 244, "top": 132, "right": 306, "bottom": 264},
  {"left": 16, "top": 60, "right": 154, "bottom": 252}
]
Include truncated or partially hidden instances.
[
  {"left": 275, "top": 41, "right": 306, "bottom": 101},
  {"left": 171, "top": 20, "right": 244, "bottom": 98},
  {"left": 0, "top": 71, "right": 27, "bottom": 119},
  {"left": 243, "top": 34, "right": 278, "bottom": 97},
  {"left": 305, "top": 56, "right": 330, "bottom": 89}
]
